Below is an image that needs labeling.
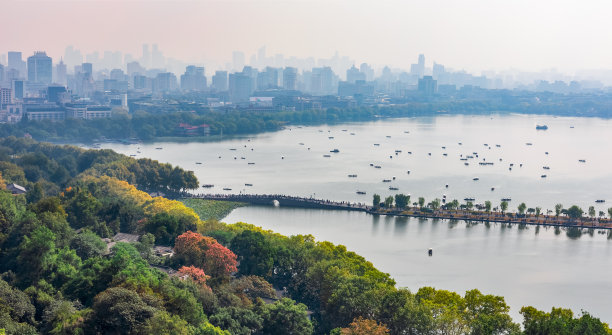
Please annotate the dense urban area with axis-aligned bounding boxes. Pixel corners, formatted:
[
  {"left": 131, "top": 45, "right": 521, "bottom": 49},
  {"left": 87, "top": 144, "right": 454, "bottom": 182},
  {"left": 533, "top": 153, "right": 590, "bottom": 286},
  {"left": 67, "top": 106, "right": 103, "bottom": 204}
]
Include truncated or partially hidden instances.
[{"left": 2, "top": 46, "right": 612, "bottom": 141}]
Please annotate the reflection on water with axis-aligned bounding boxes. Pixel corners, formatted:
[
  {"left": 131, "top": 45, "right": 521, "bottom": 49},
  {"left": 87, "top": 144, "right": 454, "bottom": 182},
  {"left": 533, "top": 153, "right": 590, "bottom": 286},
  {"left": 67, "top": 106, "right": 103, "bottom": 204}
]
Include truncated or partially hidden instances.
[{"left": 224, "top": 205, "right": 612, "bottom": 321}]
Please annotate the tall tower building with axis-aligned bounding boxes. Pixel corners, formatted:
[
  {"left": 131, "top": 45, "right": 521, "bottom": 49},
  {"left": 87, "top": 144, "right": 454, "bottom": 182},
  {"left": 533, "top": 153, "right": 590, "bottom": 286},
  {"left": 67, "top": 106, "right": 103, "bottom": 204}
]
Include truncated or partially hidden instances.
[
  {"left": 27, "top": 51, "right": 53, "bottom": 84},
  {"left": 8, "top": 52, "right": 26, "bottom": 78},
  {"left": 283, "top": 67, "right": 297, "bottom": 90},
  {"left": 55, "top": 59, "right": 67, "bottom": 85}
]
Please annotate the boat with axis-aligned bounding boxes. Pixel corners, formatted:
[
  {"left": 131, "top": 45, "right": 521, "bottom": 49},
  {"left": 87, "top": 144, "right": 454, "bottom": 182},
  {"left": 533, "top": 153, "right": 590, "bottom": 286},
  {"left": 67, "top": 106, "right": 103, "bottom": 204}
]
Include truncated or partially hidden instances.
[
  {"left": 245, "top": 183, "right": 253, "bottom": 186},
  {"left": 155, "top": 147, "right": 162, "bottom": 150},
  {"left": 536, "top": 125, "right": 548, "bottom": 130},
  {"left": 130, "top": 154, "right": 136, "bottom": 157},
  {"left": 491, "top": 187, "right": 495, "bottom": 191},
  {"left": 579, "top": 159, "right": 586, "bottom": 163},
  {"left": 541, "top": 175, "right": 547, "bottom": 178},
  {"left": 356, "top": 191, "right": 366, "bottom": 195},
  {"left": 248, "top": 162, "right": 255, "bottom": 165},
  {"left": 299, "top": 143, "right": 304, "bottom": 145},
  {"left": 202, "top": 184, "right": 214, "bottom": 188},
  {"left": 501, "top": 198, "right": 512, "bottom": 201},
  {"left": 374, "top": 165, "right": 381, "bottom": 169},
  {"left": 443, "top": 153, "right": 448, "bottom": 156},
  {"left": 330, "top": 149, "right": 340, "bottom": 153},
  {"left": 382, "top": 179, "right": 392, "bottom": 182},
  {"left": 543, "top": 166, "right": 550, "bottom": 170},
  {"left": 389, "top": 186, "right": 399, "bottom": 191},
  {"left": 595, "top": 200, "right": 605, "bottom": 203},
  {"left": 464, "top": 162, "right": 469, "bottom": 166},
  {"left": 229, "top": 148, "right": 237, "bottom": 151},
  {"left": 323, "top": 154, "right": 331, "bottom": 158},
  {"left": 545, "top": 152, "right": 549, "bottom": 155},
  {"left": 348, "top": 174, "right": 358, "bottom": 178},
  {"left": 328, "top": 137, "right": 334, "bottom": 139},
  {"left": 222, "top": 188, "right": 232, "bottom": 191},
  {"left": 496, "top": 144, "right": 501, "bottom": 147},
  {"left": 195, "top": 162, "right": 202, "bottom": 164},
  {"left": 526, "top": 143, "right": 533, "bottom": 146},
  {"left": 473, "top": 178, "right": 479, "bottom": 181},
  {"left": 369, "top": 163, "right": 374, "bottom": 166},
  {"left": 342, "top": 129, "right": 348, "bottom": 132},
  {"left": 407, "top": 171, "right": 411, "bottom": 174},
  {"left": 464, "top": 197, "right": 475, "bottom": 201},
  {"left": 374, "top": 143, "right": 380, "bottom": 146},
  {"left": 350, "top": 133, "right": 356, "bottom": 135}
]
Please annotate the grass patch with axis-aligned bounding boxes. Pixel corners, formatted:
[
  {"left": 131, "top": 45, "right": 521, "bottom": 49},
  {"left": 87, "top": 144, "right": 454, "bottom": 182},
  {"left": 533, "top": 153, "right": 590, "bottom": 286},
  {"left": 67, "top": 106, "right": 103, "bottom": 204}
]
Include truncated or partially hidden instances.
[{"left": 180, "top": 198, "right": 246, "bottom": 221}]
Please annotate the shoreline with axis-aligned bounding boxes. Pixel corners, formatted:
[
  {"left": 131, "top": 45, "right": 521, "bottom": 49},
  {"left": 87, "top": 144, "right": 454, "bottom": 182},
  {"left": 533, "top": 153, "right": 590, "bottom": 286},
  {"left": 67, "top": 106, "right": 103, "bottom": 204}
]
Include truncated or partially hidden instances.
[{"left": 193, "top": 194, "right": 612, "bottom": 231}]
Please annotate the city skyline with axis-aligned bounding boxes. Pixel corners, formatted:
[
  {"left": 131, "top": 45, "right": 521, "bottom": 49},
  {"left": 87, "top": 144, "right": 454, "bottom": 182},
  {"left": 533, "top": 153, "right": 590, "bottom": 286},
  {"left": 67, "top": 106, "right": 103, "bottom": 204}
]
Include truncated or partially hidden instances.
[{"left": 3, "top": 0, "right": 612, "bottom": 74}]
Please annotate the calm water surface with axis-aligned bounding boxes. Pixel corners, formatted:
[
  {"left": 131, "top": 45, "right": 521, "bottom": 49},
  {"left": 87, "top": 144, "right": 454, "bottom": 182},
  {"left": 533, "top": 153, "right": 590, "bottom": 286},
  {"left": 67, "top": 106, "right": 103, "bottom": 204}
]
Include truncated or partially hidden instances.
[
  {"left": 224, "top": 206, "right": 612, "bottom": 321},
  {"left": 99, "top": 114, "right": 612, "bottom": 320}
]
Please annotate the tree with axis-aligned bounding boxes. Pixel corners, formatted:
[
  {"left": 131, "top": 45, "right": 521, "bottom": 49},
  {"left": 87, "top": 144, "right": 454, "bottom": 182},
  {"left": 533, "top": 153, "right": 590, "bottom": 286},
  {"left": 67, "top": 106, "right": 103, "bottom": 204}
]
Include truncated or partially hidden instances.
[
  {"left": 555, "top": 204, "right": 563, "bottom": 217},
  {"left": 173, "top": 231, "right": 237, "bottom": 281},
  {"left": 340, "top": 317, "right": 390, "bottom": 335},
  {"left": 566, "top": 205, "right": 583, "bottom": 220},
  {"left": 500, "top": 201, "right": 508, "bottom": 214},
  {"left": 89, "top": 287, "right": 157, "bottom": 334},
  {"left": 418, "top": 197, "right": 425, "bottom": 209},
  {"left": 609, "top": 207, "right": 612, "bottom": 220},
  {"left": 484, "top": 201, "right": 492, "bottom": 213},
  {"left": 384, "top": 196, "right": 394, "bottom": 208},
  {"left": 177, "top": 266, "right": 210, "bottom": 287},
  {"left": 372, "top": 194, "right": 380, "bottom": 208},
  {"left": 588, "top": 206, "right": 596, "bottom": 219},
  {"left": 260, "top": 298, "right": 313, "bottom": 335},
  {"left": 430, "top": 198, "right": 441, "bottom": 211},
  {"left": 394, "top": 194, "right": 410, "bottom": 209},
  {"left": 70, "top": 230, "right": 107, "bottom": 259},
  {"left": 231, "top": 229, "right": 274, "bottom": 277},
  {"left": 463, "top": 289, "right": 519, "bottom": 335},
  {"left": 536, "top": 207, "right": 541, "bottom": 216},
  {"left": 466, "top": 201, "right": 474, "bottom": 211},
  {"left": 518, "top": 203, "right": 527, "bottom": 215},
  {"left": 209, "top": 307, "right": 263, "bottom": 335}
]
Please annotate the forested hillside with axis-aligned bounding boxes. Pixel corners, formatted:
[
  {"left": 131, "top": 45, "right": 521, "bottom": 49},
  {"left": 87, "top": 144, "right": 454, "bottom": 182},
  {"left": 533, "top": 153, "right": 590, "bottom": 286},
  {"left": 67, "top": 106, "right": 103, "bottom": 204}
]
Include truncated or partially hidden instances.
[{"left": 0, "top": 139, "right": 609, "bottom": 334}]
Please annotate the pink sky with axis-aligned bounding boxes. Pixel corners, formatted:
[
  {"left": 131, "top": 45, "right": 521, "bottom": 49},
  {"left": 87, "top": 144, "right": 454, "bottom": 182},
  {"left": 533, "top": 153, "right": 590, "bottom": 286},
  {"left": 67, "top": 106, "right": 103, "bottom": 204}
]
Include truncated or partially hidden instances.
[{"left": 3, "top": 0, "right": 612, "bottom": 72}]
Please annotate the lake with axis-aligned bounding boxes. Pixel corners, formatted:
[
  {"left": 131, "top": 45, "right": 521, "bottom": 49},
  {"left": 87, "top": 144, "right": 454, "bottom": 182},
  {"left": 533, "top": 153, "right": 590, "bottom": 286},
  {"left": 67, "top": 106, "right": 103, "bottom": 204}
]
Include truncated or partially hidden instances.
[{"left": 99, "top": 113, "right": 612, "bottom": 320}]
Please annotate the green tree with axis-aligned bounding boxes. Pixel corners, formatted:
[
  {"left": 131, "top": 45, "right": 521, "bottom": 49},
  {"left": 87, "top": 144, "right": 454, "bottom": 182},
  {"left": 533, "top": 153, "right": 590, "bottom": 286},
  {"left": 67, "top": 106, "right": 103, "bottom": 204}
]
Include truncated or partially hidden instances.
[
  {"left": 384, "top": 196, "right": 394, "bottom": 208},
  {"left": 394, "top": 194, "right": 410, "bottom": 209},
  {"left": 70, "top": 230, "right": 107, "bottom": 259},
  {"left": 231, "top": 230, "right": 274, "bottom": 277},
  {"left": 536, "top": 207, "right": 541, "bottom": 216},
  {"left": 588, "top": 206, "right": 596, "bottom": 219},
  {"left": 500, "top": 201, "right": 508, "bottom": 214},
  {"left": 372, "top": 194, "right": 381, "bottom": 208},
  {"left": 418, "top": 197, "right": 425, "bottom": 209},
  {"left": 260, "top": 298, "right": 313, "bottom": 335},
  {"left": 209, "top": 307, "right": 263, "bottom": 335},
  {"left": 484, "top": 201, "right": 492, "bottom": 213},
  {"left": 566, "top": 205, "right": 583, "bottom": 220},
  {"left": 518, "top": 203, "right": 527, "bottom": 215},
  {"left": 555, "top": 204, "right": 563, "bottom": 217},
  {"left": 430, "top": 199, "right": 441, "bottom": 211},
  {"left": 88, "top": 287, "right": 157, "bottom": 334}
]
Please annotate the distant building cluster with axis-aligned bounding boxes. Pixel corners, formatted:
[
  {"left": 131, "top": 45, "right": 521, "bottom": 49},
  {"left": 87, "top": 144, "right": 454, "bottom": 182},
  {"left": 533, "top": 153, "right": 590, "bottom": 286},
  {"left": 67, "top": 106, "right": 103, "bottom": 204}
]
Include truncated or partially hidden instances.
[{"left": 1, "top": 44, "right": 607, "bottom": 123}]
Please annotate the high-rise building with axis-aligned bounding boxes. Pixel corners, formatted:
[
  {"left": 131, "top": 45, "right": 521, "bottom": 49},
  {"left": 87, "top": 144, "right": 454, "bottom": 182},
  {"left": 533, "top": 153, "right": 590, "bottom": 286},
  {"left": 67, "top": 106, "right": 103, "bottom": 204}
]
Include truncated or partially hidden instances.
[
  {"left": 283, "top": 67, "right": 297, "bottom": 90},
  {"left": 0, "top": 64, "right": 4, "bottom": 84},
  {"left": 232, "top": 51, "right": 245, "bottom": 72},
  {"left": 141, "top": 44, "right": 151, "bottom": 68},
  {"left": 256, "top": 67, "right": 279, "bottom": 90},
  {"left": 418, "top": 75, "right": 437, "bottom": 96},
  {"left": 55, "top": 59, "right": 67, "bottom": 85},
  {"left": 8, "top": 51, "right": 26, "bottom": 77},
  {"left": 411, "top": 54, "right": 426, "bottom": 78},
  {"left": 0, "top": 88, "right": 11, "bottom": 108},
  {"left": 359, "top": 63, "right": 374, "bottom": 81},
  {"left": 153, "top": 72, "right": 178, "bottom": 92},
  {"left": 27, "top": 51, "right": 53, "bottom": 84},
  {"left": 346, "top": 65, "right": 365, "bottom": 83},
  {"left": 11, "top": 80, "right": 24, "bottom": 100},
  {"left": 229, "top": 72, "right": 252, "bottom": 103},
  {"left": 82, "top": 63, "right": 93, "bottom": 77},
  {"left": 180, "top": 66, "right": 207, "bottom": 91},
  {"left": 212, "top": 71, "right": 228, "bottom": 91}
]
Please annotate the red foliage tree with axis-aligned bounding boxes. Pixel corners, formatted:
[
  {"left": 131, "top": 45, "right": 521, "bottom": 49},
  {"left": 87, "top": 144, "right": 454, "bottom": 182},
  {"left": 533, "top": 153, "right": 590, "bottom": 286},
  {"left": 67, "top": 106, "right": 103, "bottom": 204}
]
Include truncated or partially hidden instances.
[
  {"left": 178, "top": 265, "right": 210, "bottom": 287},
  {"left": 174, "top": 231, "right": 237, "bottom": 280}
]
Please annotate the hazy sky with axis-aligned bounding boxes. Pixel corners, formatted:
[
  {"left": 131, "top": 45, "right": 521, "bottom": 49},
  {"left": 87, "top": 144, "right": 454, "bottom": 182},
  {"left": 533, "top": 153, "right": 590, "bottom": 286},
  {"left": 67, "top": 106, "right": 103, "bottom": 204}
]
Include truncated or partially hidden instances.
[{"left": 3, "top": 0, "right": 612, "bottom": 73}]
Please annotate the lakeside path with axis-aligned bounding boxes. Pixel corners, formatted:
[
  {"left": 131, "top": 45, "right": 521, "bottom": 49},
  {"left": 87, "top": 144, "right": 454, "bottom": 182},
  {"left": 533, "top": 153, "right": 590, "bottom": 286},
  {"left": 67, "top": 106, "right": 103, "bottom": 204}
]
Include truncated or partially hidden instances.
[{"left": 189, "top": 193, "right": 612, "bottom": 230}]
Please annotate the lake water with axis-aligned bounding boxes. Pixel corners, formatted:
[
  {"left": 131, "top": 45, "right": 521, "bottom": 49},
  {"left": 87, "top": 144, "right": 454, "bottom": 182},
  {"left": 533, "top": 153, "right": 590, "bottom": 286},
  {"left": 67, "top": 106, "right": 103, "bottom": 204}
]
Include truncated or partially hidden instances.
[{"left": 99, "top": 113, "right": 612, "bottom": 320}]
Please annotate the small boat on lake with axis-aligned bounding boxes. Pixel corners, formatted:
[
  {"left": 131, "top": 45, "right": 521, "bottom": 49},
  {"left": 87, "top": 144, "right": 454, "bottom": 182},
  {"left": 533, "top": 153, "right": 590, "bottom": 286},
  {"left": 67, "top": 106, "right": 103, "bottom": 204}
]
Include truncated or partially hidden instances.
[
  {"left": 374, "top": 143, "right": 380, "bottom": 146},
  {"left": 248, "top": 162, "right": 255, "bottom": 165},
  {"left": 579, "top": 159, "right": 586, "bottom": 163},
  {"left": 473, "top": 178, "right": 479, "bottom": 181},
  {"left": 155, "top": 147, "right": 162, "bottom": 150},
  {"left": 389, "top": 186, "right": 399, "bottom": 191},
  {"left": 222, "top": 188, "right": 232, "bottom": 191},
  {"left": 330, "top": 149, "right": 340, "bottom": 153},
  {"left": 195, "top": 162, "right": 202, "bottom": 164},
  {"left": 374, "top": 165, "right": 381, "bottom": 169},
  {"left": 501, "top": 198, "right": 512, "bottom": 201},
  {"left": 323, "top": 154, "right": 331, "bottom": 158},
  {"left": 536, "top": 125, "right": 548, "bottom": 130},
  {"left": 541, "top": 175, "right": 547, "bottom": 178},
  {"left": 464, "top": 197, "right": 475, "bottom": 201},
  {"left": 382, "top": 179, "right": 392, "bottom": 182},
  {"left": 245, "top": 183, "right": 253, "bottom": 186},
  {"left": 595, "top": 200, "right": 605, "bottom": 203},
  {"left": 356, "top": 191, "right": 366, "bottom": 195},
  {"left": 348, "top": 174, "right": 358, "bottom": 178},
  {"left": 202, "top": 184, "right": 214, "bottom": 188}
]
